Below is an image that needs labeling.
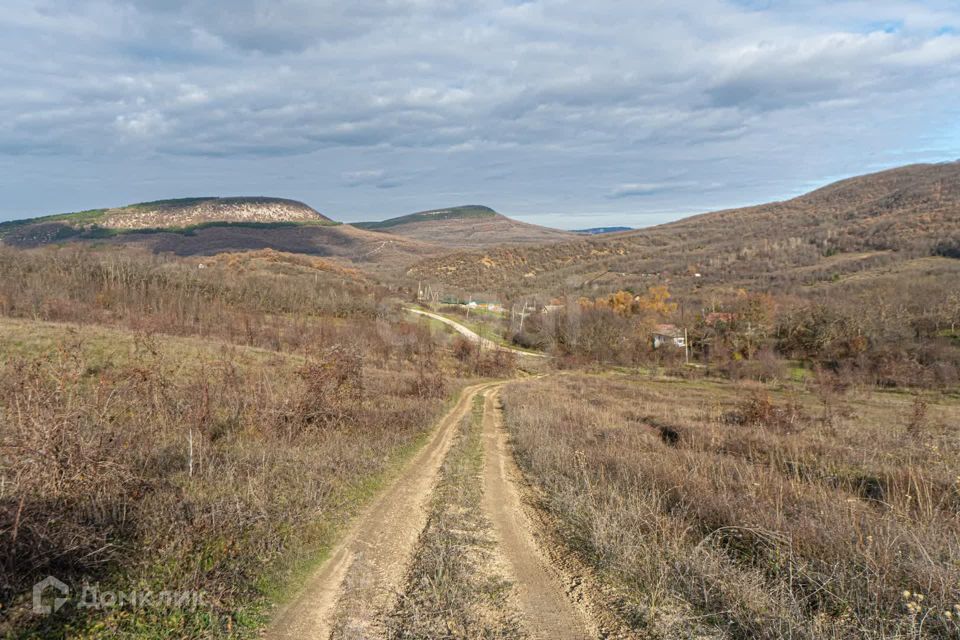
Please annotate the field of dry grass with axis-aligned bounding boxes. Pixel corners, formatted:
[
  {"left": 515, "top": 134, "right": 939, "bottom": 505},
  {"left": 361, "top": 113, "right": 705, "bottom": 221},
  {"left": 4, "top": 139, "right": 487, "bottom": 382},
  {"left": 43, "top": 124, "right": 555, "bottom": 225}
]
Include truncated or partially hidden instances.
[
  {"left": 501, "top": 374, "right": 960, "bottom": 638},
  {"left": 0, "top": 247, "right": 469, "bottom": 638}
]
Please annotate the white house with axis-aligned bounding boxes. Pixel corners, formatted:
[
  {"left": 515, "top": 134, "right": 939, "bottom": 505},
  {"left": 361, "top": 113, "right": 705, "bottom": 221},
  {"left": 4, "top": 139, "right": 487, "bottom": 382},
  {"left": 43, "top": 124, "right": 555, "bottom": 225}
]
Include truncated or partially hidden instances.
[{"left": 652, "top": 324, "right": 685, "bottom": 349}]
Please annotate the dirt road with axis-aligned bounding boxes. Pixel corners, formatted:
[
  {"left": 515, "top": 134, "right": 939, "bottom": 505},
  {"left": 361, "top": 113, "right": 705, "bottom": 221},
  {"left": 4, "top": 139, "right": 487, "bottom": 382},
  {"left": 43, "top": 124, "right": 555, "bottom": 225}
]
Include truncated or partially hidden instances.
[
  {"left": 406, "top": 308, "right": 548, "bottom": 358},
  {"left": 267, "top": 382, "right": 497, "bottom": 639},
  {"left": 267, "top": 379, "right": 596, "bottom": 639}
]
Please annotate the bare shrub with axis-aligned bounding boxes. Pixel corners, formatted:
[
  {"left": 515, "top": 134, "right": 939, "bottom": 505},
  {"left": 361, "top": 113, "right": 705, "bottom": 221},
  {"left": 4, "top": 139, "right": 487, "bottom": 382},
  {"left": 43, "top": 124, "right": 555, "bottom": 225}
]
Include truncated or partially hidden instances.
[
  {"left": 726, "top": 390, "right": 808, "bottom": 433},
  {"left": 905, "top": 393, "right": 929, "bottom": 438},
  {"left": 293, "top": 346, "right": 365, "bottom": 430}
]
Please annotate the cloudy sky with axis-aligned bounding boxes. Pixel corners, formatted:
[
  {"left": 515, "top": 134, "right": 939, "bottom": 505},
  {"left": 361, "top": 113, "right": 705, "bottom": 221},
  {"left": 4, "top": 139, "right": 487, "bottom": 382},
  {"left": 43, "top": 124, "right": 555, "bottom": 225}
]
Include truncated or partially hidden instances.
[{"left": 1, "top": 1, "right": 958, "bottom": 228}]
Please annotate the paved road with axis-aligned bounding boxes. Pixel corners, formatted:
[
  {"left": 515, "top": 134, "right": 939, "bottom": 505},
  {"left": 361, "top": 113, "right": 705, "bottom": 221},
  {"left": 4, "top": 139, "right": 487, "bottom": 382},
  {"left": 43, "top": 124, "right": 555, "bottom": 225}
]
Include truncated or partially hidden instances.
[{"left": 406, "top": 308, "right": 548, "bottom": 358}]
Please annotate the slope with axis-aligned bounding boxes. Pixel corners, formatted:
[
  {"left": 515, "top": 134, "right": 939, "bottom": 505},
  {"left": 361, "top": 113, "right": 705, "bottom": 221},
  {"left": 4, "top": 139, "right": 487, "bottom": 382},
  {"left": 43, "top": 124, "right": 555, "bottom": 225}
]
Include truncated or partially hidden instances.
[
  {"left": 0, "top": 196, "right": 333, "bottom": 232},
  {"left": 0, "top": 197, "right": 444, "bottom": 273},
  {"left": 408, "top": 161, "right": 960, "bottom": 296},
  {"left": 353, "top": 205, "right": 577, "bottom": 249}
]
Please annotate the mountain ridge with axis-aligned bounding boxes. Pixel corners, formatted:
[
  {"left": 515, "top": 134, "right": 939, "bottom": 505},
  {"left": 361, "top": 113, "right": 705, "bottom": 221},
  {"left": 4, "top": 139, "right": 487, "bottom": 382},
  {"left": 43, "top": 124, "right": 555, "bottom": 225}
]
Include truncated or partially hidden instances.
[
  {"left": 353, "top": 205, "right": 497, "bottom": 230},
  {"left": 351, "top": 204, "right": 577, "bottom": 248},
  {"left": 0, "top": 196, "right": 333, "bottom": 234},
  {"left": 407, "top": 161, "right": 960, "bottom": 296},
  {"left": 0, "top": 196, "right": 447, "bottom": 273}
]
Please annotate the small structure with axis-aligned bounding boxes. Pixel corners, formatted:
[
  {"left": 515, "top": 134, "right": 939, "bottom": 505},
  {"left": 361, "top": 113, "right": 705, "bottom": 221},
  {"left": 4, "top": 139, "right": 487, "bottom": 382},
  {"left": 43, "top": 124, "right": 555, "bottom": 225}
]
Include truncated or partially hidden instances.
[
  {"left": 704, "top": 312, "right": 734, "bottom": 327},
  {"left": 652, "top": 324, "right": 686, "bottom": 349}
]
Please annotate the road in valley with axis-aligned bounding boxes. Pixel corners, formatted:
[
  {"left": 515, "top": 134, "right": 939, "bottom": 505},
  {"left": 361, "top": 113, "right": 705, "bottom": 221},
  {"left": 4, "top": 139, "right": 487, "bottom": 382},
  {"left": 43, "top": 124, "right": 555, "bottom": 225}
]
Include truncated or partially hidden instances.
[
  {"left": 405, "top": 307, "right": 549, "bottom": 358},
  {"left": 266, "top": 379, "right": 601, "bottom": 639}
]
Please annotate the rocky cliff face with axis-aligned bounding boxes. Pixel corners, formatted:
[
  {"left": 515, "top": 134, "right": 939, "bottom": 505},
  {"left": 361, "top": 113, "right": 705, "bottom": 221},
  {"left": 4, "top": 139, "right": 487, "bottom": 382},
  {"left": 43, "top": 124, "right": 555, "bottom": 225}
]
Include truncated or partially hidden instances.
[{"left": 98, "top": 197, "right": 330, "bottom": 229}]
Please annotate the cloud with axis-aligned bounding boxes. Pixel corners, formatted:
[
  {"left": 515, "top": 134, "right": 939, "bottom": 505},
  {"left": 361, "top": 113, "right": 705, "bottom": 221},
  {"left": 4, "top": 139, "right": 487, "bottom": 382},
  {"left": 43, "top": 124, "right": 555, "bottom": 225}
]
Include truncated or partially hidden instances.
[
  {"left": 341, "top": 169, "right": 402, "bottom": 189},
  {"left": 608, "top": 181, "right": 701, "bottom": 199},
  {"left": 115, "top": 110, "right": 170, "bottom": 138},
  {"left": 0, "top": 0, "right": 958, "bottom": 224}
]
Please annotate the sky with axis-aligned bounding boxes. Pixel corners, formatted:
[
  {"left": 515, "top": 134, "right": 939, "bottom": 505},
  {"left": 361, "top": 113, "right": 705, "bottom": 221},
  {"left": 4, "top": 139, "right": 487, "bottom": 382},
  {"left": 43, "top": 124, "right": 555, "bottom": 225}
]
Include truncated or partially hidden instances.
[{"left": 1, "top": 1, "right": 959, "bottom": 229}]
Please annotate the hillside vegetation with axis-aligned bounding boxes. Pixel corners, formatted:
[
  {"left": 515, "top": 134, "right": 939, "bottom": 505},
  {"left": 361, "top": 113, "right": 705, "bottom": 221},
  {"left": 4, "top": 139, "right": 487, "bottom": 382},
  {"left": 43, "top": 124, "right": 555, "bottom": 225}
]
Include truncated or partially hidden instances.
[
  {"left": 409, "top": 162, "right": 960, "bottom": 297},
  {"left": 0, "top": 245, "right": 475, "bottom": 638},
  {"left": 502, "top": 374, "right": 960, "bottom": 639},
  {"left": 353, "top": 205, "right": 577, "bottom": 249}
]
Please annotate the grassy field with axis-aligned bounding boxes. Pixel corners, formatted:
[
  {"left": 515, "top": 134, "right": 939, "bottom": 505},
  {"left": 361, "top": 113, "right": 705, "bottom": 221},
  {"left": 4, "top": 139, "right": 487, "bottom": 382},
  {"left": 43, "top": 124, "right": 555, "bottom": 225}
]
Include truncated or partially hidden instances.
[
  {"left": 428, "top": 306, "right": 546, "bottom": 356},
  {"left": 501, "top": 373, "right": 960, "bottom": 639},
  {"left": 0, "top": 319, "right": 464, "bottom": 638},
  {"left": 0, "top": 247, "right": 467, "bottom": 638}
]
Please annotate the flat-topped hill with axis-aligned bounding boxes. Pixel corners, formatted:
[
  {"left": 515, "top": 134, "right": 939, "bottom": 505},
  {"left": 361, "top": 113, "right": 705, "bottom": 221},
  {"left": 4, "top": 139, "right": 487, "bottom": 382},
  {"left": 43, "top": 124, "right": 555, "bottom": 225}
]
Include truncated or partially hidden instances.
[
  {"left": 0, "top": 197, "right": 332, "bottom": 235},
  {"left": 96, "top": 197, "right": 330, "bottom": 229},
  {"left": 354, "top": 205, "right": 498, "bottom": 230},
  {"left": 0, "top": 197, "right": 448, "bottom": 273},
  {"left": 352, "top": 205, "right": 576, "bottom": 248}
]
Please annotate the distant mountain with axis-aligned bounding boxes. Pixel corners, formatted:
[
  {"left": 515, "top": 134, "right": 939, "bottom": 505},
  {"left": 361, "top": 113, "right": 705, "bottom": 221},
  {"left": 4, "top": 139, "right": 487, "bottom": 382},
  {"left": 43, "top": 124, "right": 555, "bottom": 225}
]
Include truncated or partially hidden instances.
[
  {"left": 575, "top": 226, "right": 633, "bottom": 235},
  {"left": 352, "top": 205, "right": 577, "bottom": 248},
  {"left": 0, "top": 197, "right": 443, "bottom": 272},
  {"left": 0, "top": 197, "right": 332, "bottom": 233},
  {"left": 408, "top": 162, "right": 960, "bottom": 296},
  {"left": 354, "top": 205, "right": 498, "bottom": 230}
]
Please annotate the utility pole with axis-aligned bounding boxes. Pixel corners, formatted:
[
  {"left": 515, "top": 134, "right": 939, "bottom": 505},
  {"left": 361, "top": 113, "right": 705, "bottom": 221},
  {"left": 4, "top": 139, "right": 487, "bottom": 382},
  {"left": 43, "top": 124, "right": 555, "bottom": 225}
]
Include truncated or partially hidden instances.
[{"left": 518, "top": 300, "right": 529, "bottom": 333}]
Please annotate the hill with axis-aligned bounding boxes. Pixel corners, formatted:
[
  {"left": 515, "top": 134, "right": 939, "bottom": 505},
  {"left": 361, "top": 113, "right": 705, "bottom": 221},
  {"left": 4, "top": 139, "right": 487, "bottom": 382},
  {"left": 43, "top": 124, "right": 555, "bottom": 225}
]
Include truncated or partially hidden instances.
[
  {"left": 0, "top": 196, "right": 332, "bottom": 232},
  {"left": 575, "top": 226, "right": 633, "bottom": 235},
  {"left": 408, "top": 162, "right": 960, "bottom": 297},
  {"left": 0, "top": 197, "right": 443, "bottom": 273},
  {"left": 352, "top": 205, "right": 577, "bottom": 248},
  {"left": 354, "top": 205, "right": 497, "bottom": 230}
]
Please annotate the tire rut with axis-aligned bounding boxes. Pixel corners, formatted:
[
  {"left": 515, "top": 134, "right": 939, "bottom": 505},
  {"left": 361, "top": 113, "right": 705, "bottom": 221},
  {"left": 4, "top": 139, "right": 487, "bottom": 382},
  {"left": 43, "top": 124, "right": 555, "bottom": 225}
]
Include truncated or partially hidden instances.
[{"left": 480, "top": 388, "right": 596, "bottom": 639}]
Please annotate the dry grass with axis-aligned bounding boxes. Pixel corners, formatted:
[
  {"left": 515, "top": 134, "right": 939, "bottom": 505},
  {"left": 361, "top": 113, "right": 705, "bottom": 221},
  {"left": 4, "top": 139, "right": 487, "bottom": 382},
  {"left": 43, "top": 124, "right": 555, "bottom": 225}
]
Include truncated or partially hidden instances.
[
  {"left": 501, "top": 374, "right": 960, "bottom": 639},
  {"left": 0, "top": 246, "right": 466, "bottom": 638},
  {"left": 409, "top": 162, "right": 960, "bottom": 298},
  {"left": 0, "top": 325, "right": 457, "bottom": 638}
]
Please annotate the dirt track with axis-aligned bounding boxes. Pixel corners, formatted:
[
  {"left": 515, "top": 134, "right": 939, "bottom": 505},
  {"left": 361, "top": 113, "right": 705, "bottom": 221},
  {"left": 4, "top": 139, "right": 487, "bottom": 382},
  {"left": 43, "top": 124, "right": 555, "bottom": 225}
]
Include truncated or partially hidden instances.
[
  {"left": 267, "top": 380, "right": 597, "bottom": 639},
  {"left": 267, "top": 382, "right": 496, "bottom": 639},
  {"left": 405, "top": 308, "right": 549, "bottom": 358}
]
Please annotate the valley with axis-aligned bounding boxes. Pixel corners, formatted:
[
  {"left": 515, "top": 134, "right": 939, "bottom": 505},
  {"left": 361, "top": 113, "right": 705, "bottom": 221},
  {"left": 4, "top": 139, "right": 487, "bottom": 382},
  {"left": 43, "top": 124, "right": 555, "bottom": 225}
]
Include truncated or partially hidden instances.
[
  {"left": 2, "top": 161, "right": 959, "bottom": 639},
  {"left": 6, "top": 1, "right": 960, "bottom": 637}
]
